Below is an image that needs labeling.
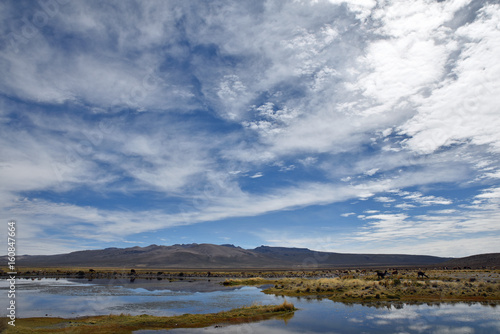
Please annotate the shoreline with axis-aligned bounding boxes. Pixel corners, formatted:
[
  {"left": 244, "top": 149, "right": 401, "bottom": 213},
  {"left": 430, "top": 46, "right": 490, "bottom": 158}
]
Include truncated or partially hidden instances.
[{"left": 0, "top": 302, "right": 296, "bottom": 334}]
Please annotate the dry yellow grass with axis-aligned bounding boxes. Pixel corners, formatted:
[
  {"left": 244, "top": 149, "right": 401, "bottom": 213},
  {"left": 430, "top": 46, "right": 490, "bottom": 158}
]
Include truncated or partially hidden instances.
[
  {"left": 222, "top": 277, "right": 276, "bottom": 285},
  {"left": 225, "top": 271, "right": 500, "bottom": 302}
]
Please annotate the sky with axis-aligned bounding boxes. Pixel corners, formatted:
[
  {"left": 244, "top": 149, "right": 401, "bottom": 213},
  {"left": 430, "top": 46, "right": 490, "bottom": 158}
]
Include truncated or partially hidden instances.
[{"left": 0, "top": 0, "right": 499, "bottom": 257}]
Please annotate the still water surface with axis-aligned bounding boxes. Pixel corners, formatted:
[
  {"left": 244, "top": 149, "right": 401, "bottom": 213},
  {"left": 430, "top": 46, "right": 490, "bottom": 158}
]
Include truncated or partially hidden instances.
[{"left": 1, "top": 278, "right": 499, "bottom": 333}]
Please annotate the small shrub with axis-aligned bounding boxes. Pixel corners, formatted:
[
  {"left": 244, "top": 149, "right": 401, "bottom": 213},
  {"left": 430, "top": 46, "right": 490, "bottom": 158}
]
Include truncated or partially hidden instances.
[{"left": 273, "top": 300, "right": 295, "bottom": 312}]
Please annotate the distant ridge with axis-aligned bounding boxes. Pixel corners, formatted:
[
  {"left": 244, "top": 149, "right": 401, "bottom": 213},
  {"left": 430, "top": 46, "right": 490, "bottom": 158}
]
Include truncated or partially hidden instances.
[
  {"left": 439, "top": 253, "right": 500, "bottom": 269},
  {"left": 12, "top": 243, "right": 454, "bottom": 269}
]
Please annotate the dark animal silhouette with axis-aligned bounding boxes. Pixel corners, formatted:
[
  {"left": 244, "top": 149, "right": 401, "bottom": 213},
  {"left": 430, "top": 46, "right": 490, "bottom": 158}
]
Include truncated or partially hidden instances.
[
  {"left": 417, "top": 271, "right": 428, "bottom": 278},
  {"left": 376, "top": 270, "right": 388, "bottom": 279}
]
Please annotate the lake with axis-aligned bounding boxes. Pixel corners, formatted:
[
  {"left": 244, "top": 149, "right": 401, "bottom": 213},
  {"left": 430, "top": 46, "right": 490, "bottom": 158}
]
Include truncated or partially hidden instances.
[{"left": 1, "top": 278, "right": 499, "bottom": 333}]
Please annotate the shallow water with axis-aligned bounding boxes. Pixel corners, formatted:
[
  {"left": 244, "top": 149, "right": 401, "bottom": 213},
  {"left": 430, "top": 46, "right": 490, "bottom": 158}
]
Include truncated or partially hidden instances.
[
  {"left": 149, "top": 301, "right": 500, "bottom": 334},
  {"left": 0, "top": 277, "right": 274, "bottom": 317},
  {"left": 1, "top": 278, "right": 499, "bottom": 333}
]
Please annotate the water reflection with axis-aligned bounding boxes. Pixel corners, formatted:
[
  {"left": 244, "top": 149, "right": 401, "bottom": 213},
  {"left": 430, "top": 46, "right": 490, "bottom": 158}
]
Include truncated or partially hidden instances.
[
  {"left": 149, "top": 302, "right": 500, "bottom": 334},
  {"left": 0, "top": 278, "right": 284, "bottom": 318}
]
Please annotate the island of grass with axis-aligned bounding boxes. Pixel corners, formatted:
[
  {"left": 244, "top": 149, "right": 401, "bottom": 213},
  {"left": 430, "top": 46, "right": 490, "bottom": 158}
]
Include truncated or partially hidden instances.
[
  {"left": 223, "top": 270, "right": 500, "bottom": 302},
  {"left": 0, "top": 301, "right": 296, "bottom": 334}
]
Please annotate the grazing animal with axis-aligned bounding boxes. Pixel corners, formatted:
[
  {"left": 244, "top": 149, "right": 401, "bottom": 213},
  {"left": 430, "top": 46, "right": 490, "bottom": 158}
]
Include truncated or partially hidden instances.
[
  {"left": 417, "top": 271, "right": 429, "bottom": 278},
  {"left": 376, "top": 270, "right": 388, "bottom": 279},
  {"left": 392, "top": 270, "right": 398, "bottom": 275}
]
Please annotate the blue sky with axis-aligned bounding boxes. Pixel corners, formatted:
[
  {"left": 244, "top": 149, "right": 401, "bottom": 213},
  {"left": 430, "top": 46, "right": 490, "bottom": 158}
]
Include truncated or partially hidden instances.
[{"left": 1, "top": 0, "right": 499, "bottom": 257}]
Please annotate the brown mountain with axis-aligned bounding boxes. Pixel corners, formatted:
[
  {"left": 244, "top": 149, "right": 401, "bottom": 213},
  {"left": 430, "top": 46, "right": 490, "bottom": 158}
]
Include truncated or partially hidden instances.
[
  {"left": 14, "top": 243, "right": 451, "bottom": 269},
  {"left": 439, "top": 253, "right": 500, "bottom": 269}
]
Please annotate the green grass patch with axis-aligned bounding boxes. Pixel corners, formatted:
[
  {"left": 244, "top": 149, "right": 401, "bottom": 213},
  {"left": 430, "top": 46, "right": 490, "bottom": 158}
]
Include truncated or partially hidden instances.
[{"left": 0, "top": 302, "right": 296, "bottom": 334}]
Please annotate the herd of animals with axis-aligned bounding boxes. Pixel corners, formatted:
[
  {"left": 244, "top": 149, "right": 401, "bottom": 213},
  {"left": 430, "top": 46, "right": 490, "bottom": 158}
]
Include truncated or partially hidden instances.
[{"left": 375, "top": 270, "right": 428, "bottom": 279}]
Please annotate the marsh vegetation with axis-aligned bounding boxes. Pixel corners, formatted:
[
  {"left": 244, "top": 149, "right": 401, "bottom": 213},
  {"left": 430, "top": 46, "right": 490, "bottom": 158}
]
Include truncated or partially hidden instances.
[
  {"left": 2, "top": 268, "right": 498, "bottom": 333},
  {"left": 223, "top": 269, "right": 500, "bottom": 302}
]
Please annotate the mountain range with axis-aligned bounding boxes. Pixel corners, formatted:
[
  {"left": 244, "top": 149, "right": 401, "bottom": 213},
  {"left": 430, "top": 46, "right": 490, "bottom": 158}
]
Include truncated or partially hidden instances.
[{"left": 14, "top": 243, "right": 459, "bottom": 269}]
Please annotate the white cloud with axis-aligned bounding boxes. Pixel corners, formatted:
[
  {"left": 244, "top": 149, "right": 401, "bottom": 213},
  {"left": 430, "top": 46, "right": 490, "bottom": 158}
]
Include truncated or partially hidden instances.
[
  {"left": 395, "top": 203, "right": 416, "bottom": 210},
  {"left": 352, "top": 201, "right": 500, "bottom": 254},
  {"left": 352, "top": 38, "right": 448, "bottom": 109},
  {"left": 402, "top": 192, "right": 453, "bottom": 206},
  {"left": 484, "top": 170, "right": 500, "bottom": 179},
  {"left": 372, "top": 0, "right": 471, "bottom": 38},
  {"left": 428, "top": 209, "right": 457, "bottom": 215},
  {"left": 400, "top": 4, "right": 500, "bottom": 154},
  {"left": 327, "top": 0, "right": 377, "bottom": 21},
  {"left": 0, "top": 1, "right": 196, "bottom": 111},
  {"left": 364, "top": 168, "right": 379, "bottom": 176},
  {"left": 298, "top": 157, "right": 318, "bottom": 166},
  {"left": 375, "top": 196, "right": 396, "bottom": 203},
  {"left": 475, "top": 186, "right": 500, "bottom": 200},
  {"left": 344, "top": 0, "right": 472, "bottom": 113}
]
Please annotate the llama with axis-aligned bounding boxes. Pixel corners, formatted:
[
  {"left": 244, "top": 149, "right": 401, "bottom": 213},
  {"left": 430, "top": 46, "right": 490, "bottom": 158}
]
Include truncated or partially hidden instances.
[
  {"left": 417, "top": 271, "right": 428, "bottom": 278},
  {"left": 376, "top": 270, "right": 388, "bottom": 279}
]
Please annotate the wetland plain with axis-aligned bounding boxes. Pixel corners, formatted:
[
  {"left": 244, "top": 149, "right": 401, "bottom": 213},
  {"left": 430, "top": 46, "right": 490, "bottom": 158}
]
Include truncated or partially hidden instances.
[{"left": 1, "top": 267, "right": 499, "bottom": 333}]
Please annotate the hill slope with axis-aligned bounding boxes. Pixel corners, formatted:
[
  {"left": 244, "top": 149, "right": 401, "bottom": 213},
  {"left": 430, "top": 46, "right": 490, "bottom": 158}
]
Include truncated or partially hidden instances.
[
  {"left": 14, "top": 243, "right": 451, "bottom": 269},
  {"left": 439, "top": 253, "right": 500, "bottom": 269},
  {"left": 17, "top": 244, "right": 275, "bottom": 269}
]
